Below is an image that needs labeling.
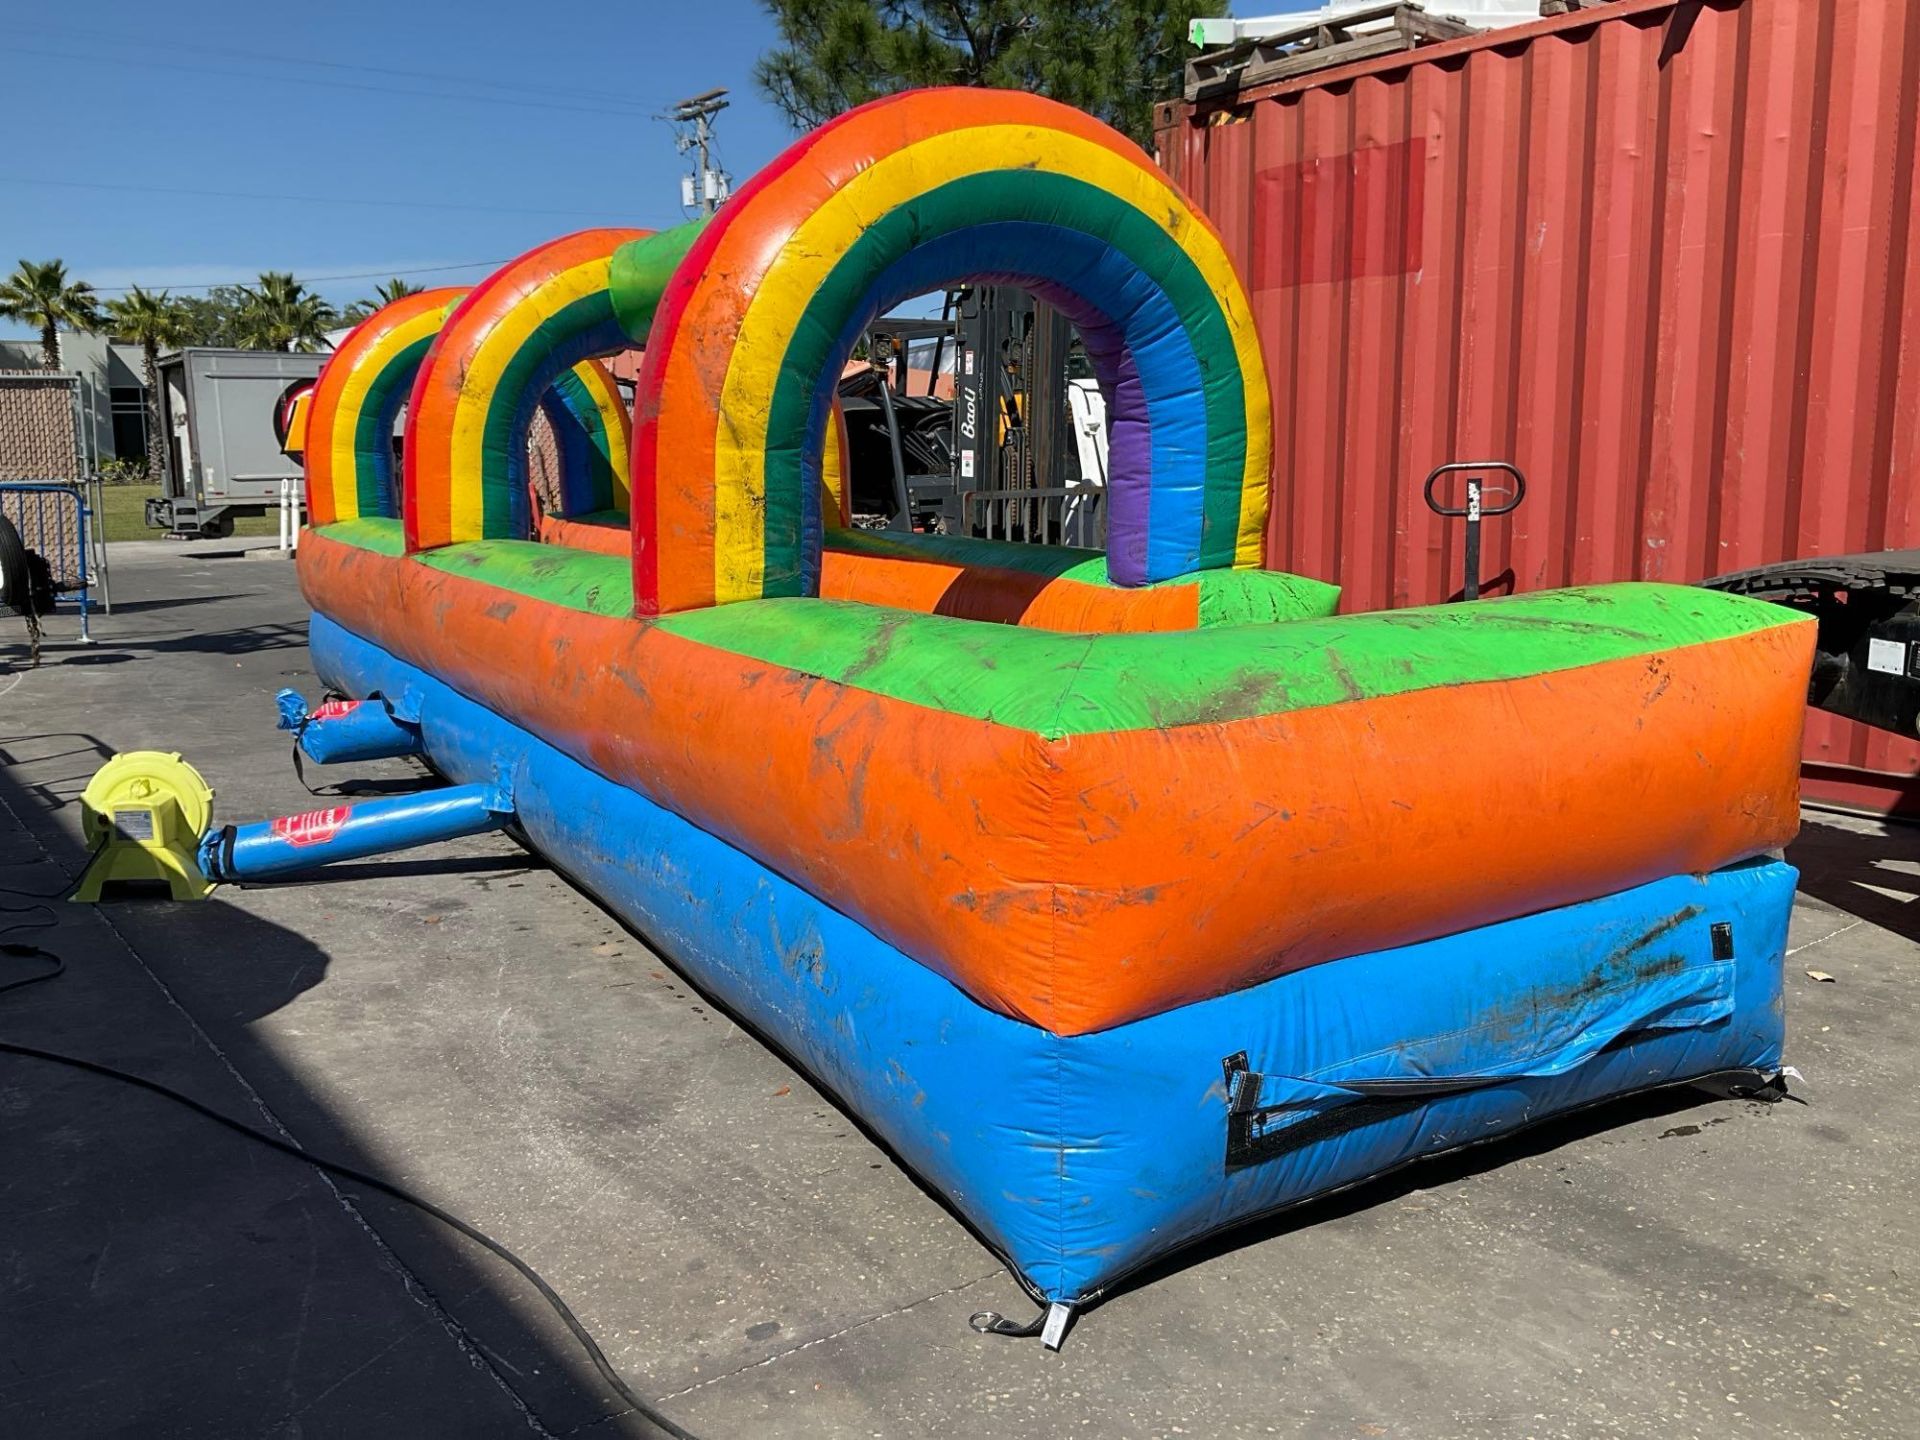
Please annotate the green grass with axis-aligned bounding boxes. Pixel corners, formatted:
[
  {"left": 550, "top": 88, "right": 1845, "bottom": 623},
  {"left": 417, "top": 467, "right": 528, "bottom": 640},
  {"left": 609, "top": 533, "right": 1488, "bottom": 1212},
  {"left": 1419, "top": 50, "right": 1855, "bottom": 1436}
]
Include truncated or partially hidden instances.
[{"left": 96, "top": 483, "right": 282, "bottom": 542}]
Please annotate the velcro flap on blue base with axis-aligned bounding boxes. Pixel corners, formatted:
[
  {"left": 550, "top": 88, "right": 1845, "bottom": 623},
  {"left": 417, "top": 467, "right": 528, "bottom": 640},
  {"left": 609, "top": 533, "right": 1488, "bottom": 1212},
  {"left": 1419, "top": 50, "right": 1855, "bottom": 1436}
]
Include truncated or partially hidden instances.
[
  {"left": 1064, "top": 872, "right": 1786, "bottom": 1300},
  {"left": 1218, "top": 910, "right": 1740, "bottom": 1178},
  {"left": 1233, "top": 916, "right": 1734, "bottom": 1106}
]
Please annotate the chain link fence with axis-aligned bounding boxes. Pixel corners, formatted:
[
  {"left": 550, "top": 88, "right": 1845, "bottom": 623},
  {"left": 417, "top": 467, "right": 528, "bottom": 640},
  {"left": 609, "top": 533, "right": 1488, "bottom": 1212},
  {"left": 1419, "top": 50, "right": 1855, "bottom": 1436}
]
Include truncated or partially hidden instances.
[{"left": 1, "top": 370, "right": 111, "bottom": 630}]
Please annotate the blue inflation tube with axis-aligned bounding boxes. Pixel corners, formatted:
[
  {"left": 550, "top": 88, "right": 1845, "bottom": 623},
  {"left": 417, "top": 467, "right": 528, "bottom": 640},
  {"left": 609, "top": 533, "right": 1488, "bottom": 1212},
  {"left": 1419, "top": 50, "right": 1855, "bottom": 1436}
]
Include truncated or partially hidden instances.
[
  {"left": 276, "top": 687, "right": 424, "bottom": 764},
  {"left": 200, "top": 782, "right": 513, "bottom": 883}
]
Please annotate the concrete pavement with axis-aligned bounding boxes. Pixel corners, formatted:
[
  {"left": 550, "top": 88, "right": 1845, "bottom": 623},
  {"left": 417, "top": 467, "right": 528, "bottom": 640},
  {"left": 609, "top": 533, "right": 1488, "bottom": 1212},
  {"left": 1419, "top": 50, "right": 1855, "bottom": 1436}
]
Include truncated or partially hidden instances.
[{"left": 1, "top": 542, "right": 1913, "bottom": 1438}]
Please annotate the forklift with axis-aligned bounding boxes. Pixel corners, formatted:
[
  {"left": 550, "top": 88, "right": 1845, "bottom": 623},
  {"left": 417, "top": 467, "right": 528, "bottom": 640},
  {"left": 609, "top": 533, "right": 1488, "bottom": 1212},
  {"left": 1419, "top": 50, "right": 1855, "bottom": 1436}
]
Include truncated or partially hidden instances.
[
  {"left": 1705, "top": 551, "right": 1920, "bottom": 739},
  {"left": 839, "top": 286, "right": 1105, "bottom": 547}
]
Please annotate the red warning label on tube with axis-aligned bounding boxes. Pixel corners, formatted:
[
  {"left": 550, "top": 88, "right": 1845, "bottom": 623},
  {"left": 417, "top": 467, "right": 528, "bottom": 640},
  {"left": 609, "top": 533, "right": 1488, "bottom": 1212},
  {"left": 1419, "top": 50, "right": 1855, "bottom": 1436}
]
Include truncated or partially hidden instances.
[{"left": 271, "top": 806, "right": 351, "bottom": 847}]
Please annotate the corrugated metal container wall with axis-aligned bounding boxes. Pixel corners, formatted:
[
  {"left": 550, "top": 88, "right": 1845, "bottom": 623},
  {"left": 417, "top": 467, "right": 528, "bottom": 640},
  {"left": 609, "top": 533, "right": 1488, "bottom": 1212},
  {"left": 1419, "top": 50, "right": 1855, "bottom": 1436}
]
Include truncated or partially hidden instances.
[{"left": 1157, "top": 0, "right": 1920, "bottom": 814}]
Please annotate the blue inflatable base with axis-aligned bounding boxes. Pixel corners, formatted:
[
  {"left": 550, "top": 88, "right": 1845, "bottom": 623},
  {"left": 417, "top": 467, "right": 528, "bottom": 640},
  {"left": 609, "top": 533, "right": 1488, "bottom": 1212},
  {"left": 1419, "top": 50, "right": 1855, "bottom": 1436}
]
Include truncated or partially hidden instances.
[{"left": 310, "top": 613, "right": 1793, "bottom": 1306}]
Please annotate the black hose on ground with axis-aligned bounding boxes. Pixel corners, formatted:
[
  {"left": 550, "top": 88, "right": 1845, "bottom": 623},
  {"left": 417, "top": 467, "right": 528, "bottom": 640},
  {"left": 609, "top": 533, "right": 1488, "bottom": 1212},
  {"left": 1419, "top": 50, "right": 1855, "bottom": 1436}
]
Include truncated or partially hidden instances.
[{"left": 0, "top": 911, "right": 700, "bottom": 1439}]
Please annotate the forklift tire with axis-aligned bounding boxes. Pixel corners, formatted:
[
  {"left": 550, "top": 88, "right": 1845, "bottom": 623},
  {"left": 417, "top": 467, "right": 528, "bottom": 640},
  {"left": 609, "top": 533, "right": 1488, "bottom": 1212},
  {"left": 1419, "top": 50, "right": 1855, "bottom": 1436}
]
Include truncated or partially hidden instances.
[
  {"left": 0, "top": 514, "right": 54, "bottom": 618},
  {"left": 0, "top": 513, "right": 28, "bottom": 615}
]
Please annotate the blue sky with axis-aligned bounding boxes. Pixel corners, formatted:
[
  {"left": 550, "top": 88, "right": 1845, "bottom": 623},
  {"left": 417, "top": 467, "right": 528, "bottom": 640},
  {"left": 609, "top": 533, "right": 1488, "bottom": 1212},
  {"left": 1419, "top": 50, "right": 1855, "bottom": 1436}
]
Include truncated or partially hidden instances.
[{"left": 2, "top": 0, "right": 799, "bottom": 335}]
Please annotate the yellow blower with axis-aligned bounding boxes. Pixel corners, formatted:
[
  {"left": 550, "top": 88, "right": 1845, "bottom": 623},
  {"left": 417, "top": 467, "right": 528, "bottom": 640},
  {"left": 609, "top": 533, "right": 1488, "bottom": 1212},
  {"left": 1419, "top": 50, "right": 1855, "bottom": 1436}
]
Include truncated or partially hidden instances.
[{"left": 73, "top": 752, "right": 216, "bottom": 902}]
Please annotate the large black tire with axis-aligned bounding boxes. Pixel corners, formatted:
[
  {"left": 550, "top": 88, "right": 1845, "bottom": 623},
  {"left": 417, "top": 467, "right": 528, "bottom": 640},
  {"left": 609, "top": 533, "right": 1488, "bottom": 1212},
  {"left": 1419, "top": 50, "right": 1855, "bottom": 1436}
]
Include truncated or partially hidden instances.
[
  {"left": 0, "top": 512, "right": 43, "bottom": 666},
  {"left": 0, "top": 513, "right": 30, "bottom": 617}
]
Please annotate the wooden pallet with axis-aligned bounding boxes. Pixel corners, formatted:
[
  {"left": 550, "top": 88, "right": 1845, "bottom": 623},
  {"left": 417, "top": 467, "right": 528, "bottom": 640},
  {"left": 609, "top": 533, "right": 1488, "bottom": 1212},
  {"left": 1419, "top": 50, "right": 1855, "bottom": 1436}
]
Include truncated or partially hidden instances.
[{"left": 1184, "top": 3, "right": 1482, "bottom": 103}]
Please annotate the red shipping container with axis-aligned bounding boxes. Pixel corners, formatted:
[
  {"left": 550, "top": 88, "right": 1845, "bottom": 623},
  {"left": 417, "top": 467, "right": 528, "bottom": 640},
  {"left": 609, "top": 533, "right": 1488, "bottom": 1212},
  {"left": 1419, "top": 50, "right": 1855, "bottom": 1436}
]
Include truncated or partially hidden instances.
[{"left": 1156, "top": 0, "right": 1920, "bottom": 814}]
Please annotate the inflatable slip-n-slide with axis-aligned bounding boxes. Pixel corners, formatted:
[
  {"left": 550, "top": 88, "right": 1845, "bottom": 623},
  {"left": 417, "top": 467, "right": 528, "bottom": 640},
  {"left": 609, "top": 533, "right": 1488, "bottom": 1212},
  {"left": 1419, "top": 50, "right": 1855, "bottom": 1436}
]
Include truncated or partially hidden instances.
[{"left": 273, "top": 90, "right": 1815, "bottom": 1338}]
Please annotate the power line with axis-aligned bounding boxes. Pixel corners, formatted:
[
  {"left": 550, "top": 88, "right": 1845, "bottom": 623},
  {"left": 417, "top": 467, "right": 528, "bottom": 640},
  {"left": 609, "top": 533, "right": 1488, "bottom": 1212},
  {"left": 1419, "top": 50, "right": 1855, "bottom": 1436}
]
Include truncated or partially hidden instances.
[
  {"left": 90, "top": 261, "right": 509, "bottom": 297},
  {"left": 0, "top": 174, "right": 613, "bottom": 221},
  {"left": 11, "top": 44, "right": 668, "bottom": 121},
  {"left": 9, "top": 21, "right": 666, "bottom": 112}
]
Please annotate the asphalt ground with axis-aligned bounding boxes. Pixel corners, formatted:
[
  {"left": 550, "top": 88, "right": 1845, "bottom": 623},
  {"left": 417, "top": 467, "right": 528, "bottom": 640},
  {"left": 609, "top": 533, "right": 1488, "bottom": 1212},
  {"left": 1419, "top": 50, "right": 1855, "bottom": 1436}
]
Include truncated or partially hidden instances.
[{"left": 0, "top": 539, "right": 1913, "bottom": 1438}]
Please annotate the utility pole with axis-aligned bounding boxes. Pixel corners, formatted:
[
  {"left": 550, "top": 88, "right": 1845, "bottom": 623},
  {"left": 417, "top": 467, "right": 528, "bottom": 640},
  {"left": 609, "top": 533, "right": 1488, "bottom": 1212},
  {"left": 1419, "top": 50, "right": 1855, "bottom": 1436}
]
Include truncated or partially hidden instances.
[{"left": 667, "top": 89, "right": 731, "bottom": 216}]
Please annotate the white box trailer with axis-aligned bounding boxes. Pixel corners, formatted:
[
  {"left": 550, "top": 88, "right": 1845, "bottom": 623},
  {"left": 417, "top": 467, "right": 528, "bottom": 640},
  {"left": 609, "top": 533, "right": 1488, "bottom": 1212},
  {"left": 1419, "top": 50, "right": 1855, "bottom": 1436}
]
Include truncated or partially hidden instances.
[{"left": 147, "top": 348, "right": 324, "bottom": 538}]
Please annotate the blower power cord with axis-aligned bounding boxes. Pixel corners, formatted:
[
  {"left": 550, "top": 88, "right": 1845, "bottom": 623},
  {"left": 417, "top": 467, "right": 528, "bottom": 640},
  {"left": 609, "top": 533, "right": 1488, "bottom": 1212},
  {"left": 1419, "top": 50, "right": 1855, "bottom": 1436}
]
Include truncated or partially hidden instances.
[{"left": 0, "top": 882, "right": 699, "bottom": 1440}]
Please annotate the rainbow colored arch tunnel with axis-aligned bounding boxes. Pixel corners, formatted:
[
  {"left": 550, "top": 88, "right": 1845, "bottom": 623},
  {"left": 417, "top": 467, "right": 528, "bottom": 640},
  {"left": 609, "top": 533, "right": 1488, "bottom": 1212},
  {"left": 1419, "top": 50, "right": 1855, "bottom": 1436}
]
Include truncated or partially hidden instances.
[
  {"left": 402, "top": 227, "right": 699, "bottom": 547},
  {"left": 539, "top": 360, "right": 628, "bottom": 518},
  {"left": 307, "top": 218, "right": 855, "bottom": 569},
  {"left": 305, "top": 288, "right": 463, "bottom": 526},
  {"left": 347, "top": 91, "right": 1271, "bottom": 615}
]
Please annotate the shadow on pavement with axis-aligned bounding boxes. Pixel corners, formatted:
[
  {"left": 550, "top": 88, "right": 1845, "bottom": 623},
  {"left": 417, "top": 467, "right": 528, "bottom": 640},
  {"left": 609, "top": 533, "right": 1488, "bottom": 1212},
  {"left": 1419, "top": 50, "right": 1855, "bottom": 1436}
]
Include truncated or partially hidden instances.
[
  {"left": 1788, "top": 812, "right": 1920, "bottom": 945},
  {"left": 1097, "top": 1075, "right": 1737, "bottom": 1312},
  {"left": 96, "top": 593, "right": 244, "bottom": 616},
  {"left": 0, "top": 735, "right": 677, "bottom": 1438},
  {"left": 127, "top": 622, "right": 313, "bottom": 656}
]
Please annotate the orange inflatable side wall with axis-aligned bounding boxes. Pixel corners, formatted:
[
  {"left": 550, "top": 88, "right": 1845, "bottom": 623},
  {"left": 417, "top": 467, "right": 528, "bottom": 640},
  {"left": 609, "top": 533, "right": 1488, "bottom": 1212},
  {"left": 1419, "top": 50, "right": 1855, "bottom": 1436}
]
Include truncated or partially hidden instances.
[{"left": 301, "top": 532, "right": 1812, "bottom": 1035}]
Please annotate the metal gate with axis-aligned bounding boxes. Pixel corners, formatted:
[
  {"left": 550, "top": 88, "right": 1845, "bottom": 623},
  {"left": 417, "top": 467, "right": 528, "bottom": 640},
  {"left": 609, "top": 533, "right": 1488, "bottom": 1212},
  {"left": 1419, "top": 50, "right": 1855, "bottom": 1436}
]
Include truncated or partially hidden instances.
[{"left": 1, "top": 370, "right": 113, "bottom": 637}]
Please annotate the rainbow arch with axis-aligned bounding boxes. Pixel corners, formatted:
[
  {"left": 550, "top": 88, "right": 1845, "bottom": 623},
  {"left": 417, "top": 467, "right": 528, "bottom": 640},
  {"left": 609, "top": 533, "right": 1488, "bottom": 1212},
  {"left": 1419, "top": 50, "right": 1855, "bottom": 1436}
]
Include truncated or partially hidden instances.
[
  {"left": 306, "top": 286, "right": 632, "bottom": 532},
  {"left": 403, "top": 225, "right": 699, "bottom": 550},
  {"left": 631, "top": 88, "right": 1272, "bottom": 614},
  {"left": 305, "top": 287, "right": 466, "bottom": 526},
  {"left": 539, "top": 360, "right": 630, "bottom": 518}
]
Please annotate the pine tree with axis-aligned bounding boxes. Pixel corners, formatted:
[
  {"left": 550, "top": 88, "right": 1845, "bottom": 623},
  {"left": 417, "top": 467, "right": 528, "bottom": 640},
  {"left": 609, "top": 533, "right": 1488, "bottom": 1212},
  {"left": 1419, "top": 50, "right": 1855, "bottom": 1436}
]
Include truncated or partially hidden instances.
[{"left": 752, "top": 0, "right": 1222, "bottom": 147}]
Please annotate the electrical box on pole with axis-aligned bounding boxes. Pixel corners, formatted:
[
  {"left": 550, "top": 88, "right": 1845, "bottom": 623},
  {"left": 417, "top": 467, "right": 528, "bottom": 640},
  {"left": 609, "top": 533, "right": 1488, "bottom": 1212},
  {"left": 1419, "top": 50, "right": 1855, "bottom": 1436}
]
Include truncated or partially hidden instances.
[{"left": 663, "top": 88, "right": 732, "bottom": 217}]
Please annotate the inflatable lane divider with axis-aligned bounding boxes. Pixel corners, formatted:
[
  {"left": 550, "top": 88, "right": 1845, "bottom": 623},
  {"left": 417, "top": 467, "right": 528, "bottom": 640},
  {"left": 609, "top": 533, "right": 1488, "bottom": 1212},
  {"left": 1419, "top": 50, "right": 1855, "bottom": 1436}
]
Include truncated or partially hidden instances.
[
  {"left": 199, "top": 771, "right": 514, "bottom": 885},
  {"left": 276, "top": 687, "right": 424, "bottom": 765}
]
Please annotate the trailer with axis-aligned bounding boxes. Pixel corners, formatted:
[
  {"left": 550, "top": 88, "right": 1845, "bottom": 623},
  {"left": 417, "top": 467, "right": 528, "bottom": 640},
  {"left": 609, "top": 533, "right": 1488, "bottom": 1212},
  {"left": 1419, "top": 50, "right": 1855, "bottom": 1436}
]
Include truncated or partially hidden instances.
[{"left": 146, "top": 348, "right": 324, "bottom": 538}]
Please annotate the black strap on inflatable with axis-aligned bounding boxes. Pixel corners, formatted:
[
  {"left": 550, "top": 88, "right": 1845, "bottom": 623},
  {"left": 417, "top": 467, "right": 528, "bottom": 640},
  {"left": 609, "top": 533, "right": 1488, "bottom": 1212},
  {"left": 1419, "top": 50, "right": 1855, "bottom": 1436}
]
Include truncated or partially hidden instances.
[
  {"left": 971, "top": 1300, "right": 1076, "bottom": 1349},
  {"left": 289, "top": 689, "right": 362, "bottom": 796},
  {"left": 212, "top": 824, "right": 238, "bottom": 884},
  {"left": 1691, "top": 1065, "right": 1808, "bottom": 1105},
  {"left": 291, "top": 739, "right": 326, "bottom": 796}
]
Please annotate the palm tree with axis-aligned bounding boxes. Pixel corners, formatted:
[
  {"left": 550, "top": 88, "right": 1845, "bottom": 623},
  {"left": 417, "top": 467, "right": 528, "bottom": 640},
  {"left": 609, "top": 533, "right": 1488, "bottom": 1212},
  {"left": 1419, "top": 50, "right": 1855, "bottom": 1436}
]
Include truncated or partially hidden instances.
[
  {"left": 340, "top": 276, "right": 426, "bottom": 325},
  {"left": 104, "top": 286, "right": 186, "bottom": 481},
  {"left": 0, "top": 258, "right": 102, "bottom": 369},
  {"left": 236, "top": 271, "right": 337, "bottom": 353},
  {"left": 374, "top": 277, "right": 422, "bottom": 305}
]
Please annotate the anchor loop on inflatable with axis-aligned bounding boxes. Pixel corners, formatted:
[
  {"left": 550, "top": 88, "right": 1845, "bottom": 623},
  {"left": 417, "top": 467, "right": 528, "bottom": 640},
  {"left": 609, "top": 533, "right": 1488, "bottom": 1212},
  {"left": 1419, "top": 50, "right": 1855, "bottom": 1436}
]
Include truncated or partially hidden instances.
[{"left": 970, "top": 1301, "right": 1075, "bottom": 1350}]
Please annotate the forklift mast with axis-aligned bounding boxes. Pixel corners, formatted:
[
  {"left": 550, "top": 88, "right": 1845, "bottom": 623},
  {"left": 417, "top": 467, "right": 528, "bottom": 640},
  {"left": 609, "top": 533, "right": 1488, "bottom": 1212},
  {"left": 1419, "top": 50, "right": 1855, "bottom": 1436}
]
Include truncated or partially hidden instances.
[
  {"left": 950, "top": 285, "right": 1076, "bottom": 500},
  {"left": 840, "top": 285, "right": 1097, "bottom": 544}
]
